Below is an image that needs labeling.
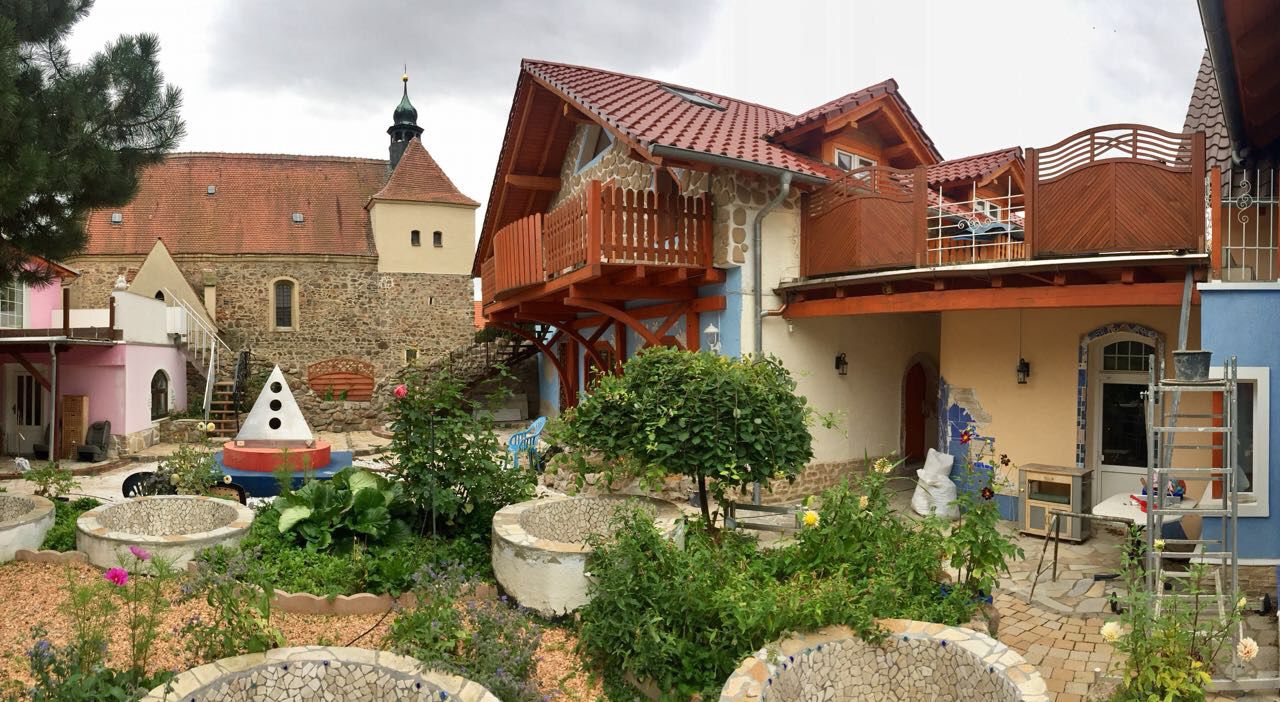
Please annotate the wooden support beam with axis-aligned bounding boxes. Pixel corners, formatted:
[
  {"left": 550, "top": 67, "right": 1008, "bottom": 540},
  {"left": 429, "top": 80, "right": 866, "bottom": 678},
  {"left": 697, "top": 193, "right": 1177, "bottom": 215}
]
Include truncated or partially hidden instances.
[
  {"left": 654, "top": 268, "right": 691, "bottom": 286},
  {"left": 1120, "top": 267, "right": 1161, "bottom": 285},
  {"left": 932, "top": 279, "right": 946, "bottom": 291},
  {"left": 569, "top": 295, "right": 725, "bottom": 330},
  {"left": 611, "top": 266, "right": 648, "bottom": 284},
  {"left": 784, "top": 282, "right": 1194, "bottom": 318},
  {"left": 562, "top": 102, "right": 593, "bottom": 123},
  {"left": 504, "top": 174, "right": 561, "bottom": 191},
  {"left": 883, "top": 143, "right": 914, "bottom": 161},
  {"left": 1052, "top": 272, "right": 1068, "bottom": 286},
  {"left": 7, "top": 353, "right": 49, "bottom": 390},
  {"left": 565, "top": 298, "right": 665, "bottom": 347},
  {"left": 569, "top": 283, "right": 695, "bottom": 301}
]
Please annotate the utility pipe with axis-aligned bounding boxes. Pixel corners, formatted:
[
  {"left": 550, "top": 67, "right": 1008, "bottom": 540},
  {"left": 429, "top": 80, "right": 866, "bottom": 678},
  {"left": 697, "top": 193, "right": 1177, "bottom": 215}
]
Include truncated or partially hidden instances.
[{"left": 752, "top": 172, "right": 792, "bottom": 355}]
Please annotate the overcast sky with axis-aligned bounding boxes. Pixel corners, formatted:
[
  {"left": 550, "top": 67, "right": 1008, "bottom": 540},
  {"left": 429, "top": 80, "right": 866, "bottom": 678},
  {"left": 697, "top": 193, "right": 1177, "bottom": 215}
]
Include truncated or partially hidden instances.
[{"left": 68, "top": 0, "right": 1207, "bottom": 225}]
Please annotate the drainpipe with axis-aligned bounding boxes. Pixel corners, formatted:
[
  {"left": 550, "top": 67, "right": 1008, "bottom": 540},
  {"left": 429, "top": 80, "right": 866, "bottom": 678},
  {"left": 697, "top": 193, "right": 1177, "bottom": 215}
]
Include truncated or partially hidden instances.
[
  {"left": 752, "top": 172, "right": 793, "bottom": 356},
  {"left": 750, "top": 172, "right": 792, "bottom": 505}
]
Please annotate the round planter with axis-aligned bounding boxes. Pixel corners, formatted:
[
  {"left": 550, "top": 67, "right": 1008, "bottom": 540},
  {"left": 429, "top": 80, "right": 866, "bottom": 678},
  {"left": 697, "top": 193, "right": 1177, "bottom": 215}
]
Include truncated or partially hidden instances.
[
  {"left": 719, "top": 621, "right": 1048, "bottom": 702},
  {"left": 0, "top": 494, "right": 55, "bottom": 563},
  {"left": 492, "top": 494, "right": 683, "bottom": 617},
  {"left": 76, "top": 495, "right": 254, "bottom": 573},
  {"left": 141, "top": 646, "right": 500, "bottom": 702}
]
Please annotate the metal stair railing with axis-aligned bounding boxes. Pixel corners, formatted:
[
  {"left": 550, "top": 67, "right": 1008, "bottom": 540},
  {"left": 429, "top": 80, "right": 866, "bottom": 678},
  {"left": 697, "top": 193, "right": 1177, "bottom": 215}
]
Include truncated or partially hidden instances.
[{"left": 163, "top": 289, "right": 231, "bottom": 419}]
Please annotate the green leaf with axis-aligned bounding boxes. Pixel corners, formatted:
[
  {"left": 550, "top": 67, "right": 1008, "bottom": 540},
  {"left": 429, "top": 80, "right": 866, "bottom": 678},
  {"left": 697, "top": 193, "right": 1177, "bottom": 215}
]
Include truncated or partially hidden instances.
[
  {"left": 276, "top": 504, "right": 312, "bottom": 532},
  {"left": 347, "top": 470, "right": 381, "bottom": 494}
]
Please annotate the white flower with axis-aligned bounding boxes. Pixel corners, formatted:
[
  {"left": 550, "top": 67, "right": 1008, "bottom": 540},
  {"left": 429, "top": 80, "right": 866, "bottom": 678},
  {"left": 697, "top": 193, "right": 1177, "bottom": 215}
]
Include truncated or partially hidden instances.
[
  {"left": 858, "top": 495, "right": 869, "bottom": 510},
  {"left": 222, "top": 474, "right": 232, "bottom": 485},
  {"left": 1100, "top": 621, "right": 1122, "bottom": 643},
  {"left": 1237, "top": 596, "right": 1248, "bottom": 611},
  {"left": 1237, "top": 637, "right": 1258, "bottom": 662}
]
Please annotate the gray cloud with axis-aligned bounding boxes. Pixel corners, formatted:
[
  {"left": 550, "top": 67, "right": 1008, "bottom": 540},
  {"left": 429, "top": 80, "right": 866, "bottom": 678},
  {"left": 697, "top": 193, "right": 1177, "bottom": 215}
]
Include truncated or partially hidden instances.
[{"left": 209, "top": 0, "right": 717, "bottom": 103}]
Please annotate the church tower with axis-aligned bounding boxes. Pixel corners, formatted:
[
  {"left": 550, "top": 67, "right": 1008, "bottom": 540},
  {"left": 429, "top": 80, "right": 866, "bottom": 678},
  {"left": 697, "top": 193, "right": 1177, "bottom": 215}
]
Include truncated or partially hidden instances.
[{"left": 387, "top": 72, "right": 424, "bottom": 170}]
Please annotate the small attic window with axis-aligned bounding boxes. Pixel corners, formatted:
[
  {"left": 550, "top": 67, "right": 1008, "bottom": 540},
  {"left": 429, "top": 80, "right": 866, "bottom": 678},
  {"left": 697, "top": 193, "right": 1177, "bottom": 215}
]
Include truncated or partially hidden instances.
[
  {"left": 110, "top": 212, "right": 123, "bottom": 224},
  {"left": 661, "top": 85, "right": 726, "bottom": 111},
  {"left": 291, "top": 212, "right": 305, "bottom": 224},
  {"left": 207, "top": 185, "right": 217, "bottom": 195},
  {"left": 575, "top": 125, "right": 613, "bottom": 173}
]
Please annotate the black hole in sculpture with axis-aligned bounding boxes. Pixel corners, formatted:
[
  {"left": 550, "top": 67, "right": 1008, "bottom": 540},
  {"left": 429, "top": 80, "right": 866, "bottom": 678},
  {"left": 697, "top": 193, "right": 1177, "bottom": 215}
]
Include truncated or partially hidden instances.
[
  {"left": 269, "top": 418, "right": 281, "bottom": 430},
  {"left": 270, "top": 381, "right": 283, "bottom": 393},
  {"left": 270, "top": 399, "right": 282, "bottom": 411}
]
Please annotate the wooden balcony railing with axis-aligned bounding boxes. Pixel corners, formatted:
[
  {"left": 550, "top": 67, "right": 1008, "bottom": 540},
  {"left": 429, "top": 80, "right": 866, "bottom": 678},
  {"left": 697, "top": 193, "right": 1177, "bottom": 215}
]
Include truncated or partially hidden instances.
[
  {"left": 800, "top": 125, "right": 1208, "bottom": 278},
  {"left": 483, "top": 180, "right": 712, "bottom": 301},
  {"left": 801, "top": 165, "right": 927, "bottom": 277}
]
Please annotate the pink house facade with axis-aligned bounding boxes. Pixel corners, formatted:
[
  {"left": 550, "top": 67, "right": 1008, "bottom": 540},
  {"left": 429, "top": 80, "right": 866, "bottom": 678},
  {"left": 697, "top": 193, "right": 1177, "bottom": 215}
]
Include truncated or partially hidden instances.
[{"left": 1, "top": 260, "right": 189, "bottom": 460}]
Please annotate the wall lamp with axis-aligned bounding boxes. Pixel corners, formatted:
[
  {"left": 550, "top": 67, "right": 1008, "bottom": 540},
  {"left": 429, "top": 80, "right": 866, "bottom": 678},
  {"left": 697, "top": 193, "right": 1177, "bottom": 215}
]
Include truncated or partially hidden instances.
[
  {"left": 1016, "top": 357, "right": 1031, "bottom": 384},
  {"left": 835, "top": 352, "right": 849, "bottom": 376}
]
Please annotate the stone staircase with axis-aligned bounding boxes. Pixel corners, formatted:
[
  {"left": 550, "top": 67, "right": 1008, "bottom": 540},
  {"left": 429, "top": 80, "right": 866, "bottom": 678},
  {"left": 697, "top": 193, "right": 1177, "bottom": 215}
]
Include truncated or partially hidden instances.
[{"left": 417, "top": 336, "right": 540, "bottom": 389}]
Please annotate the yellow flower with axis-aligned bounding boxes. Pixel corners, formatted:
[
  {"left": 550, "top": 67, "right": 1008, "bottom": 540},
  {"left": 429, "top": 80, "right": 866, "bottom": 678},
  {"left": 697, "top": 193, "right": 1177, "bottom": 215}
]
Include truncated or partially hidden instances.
[
  {"left": 1237, "top": 637, "right": 1258, "bottom": 662},
  {"left": 1237, "top": 596, "right": 1248, "bottom": 611},
  {"left": 1153, "top": 539, "right": 1166, "bottom": 552},
  {"left": 1100, "top": 621, "right": 1122, "bottom": 643},
  {"left": 858, "top": 495, "right": 869, "bottom": 510},
  {"left": 1191, "top": 660, "right": 1202, "bottom": 669},
  {"left": 801, "top": 510, "right": 820, "bottom": 528},
  {"left": 204, "top": 422, "right": 217, "bottom": 433}
]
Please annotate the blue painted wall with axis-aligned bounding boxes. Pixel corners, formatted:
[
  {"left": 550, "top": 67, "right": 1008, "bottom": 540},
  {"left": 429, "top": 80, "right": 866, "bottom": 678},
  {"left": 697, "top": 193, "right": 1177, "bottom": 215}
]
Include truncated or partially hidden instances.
[{"left": 1199, "top": 288, "right": 1280, "bottom": 560}]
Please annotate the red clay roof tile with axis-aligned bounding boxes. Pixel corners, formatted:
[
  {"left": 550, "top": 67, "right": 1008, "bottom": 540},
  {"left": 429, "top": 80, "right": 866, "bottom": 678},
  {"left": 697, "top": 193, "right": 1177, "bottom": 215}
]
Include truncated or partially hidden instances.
[
  {"left": 764, "top": 79, "right": 942, "bottom": 162},
  {"left": 926, "top": 147, "right": 1023, "bottom": 186},
  {"left": 84, "top": 153, "right": 387, "bottom": 256},
  {"left": 371, "top": 138, "right": 479, "bottom": 207}
]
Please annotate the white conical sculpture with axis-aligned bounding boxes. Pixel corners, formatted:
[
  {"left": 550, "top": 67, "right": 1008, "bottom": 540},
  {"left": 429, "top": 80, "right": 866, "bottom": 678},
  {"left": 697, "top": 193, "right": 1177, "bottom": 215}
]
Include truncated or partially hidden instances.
[{"left": 234, "top": 365, "right": 315, "bottom": 447}]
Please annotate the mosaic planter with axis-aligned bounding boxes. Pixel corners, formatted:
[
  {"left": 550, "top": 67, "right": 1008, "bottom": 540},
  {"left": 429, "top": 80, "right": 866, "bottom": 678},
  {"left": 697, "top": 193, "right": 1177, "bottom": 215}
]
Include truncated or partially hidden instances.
[
  {"left": 492, "top": 494, "right": 683, "bottom": 616},
  {"left": 0, "top": 494, "right": 54, "bottom": 562},
  {"left": 76, "top": 495, "right": 254, "bottom": 573},
  {"left": 719, "top": 621, "right": 1048, "bottom": 702},
  {"left": 140, "top": 646, "right": 500, "bottom": 701}
]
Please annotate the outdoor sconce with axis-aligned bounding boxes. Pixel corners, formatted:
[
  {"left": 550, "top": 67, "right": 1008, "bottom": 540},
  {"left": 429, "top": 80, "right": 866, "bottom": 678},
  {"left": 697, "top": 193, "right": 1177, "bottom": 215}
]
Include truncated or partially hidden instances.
[
  {"left": 703, "top": 322, "right": 721, "bottom": 354},
  {"left": 835, "top": 352, "right": 849, "bottom": 376},
  {"left": 1016, "top": 357, "right": 1031, "bottom": 384}
]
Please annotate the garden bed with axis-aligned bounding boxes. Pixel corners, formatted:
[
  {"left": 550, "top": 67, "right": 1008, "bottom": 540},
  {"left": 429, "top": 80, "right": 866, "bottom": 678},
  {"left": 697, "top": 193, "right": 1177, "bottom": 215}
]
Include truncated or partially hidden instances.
[
  {"left": 142, "top": 646, "right": 501, "bottom": 702},
  {"left": 0, "top": 493, "right": 54, "bottom": 562},
  {"left": 77, "top": 495, "right": 253, "bottom": 572},
  {"left": 492, "top": 494, "right": 683, "bottom": 616},
  {"left": 718, "top": 621, "right": 1048, "bottom": 702}
]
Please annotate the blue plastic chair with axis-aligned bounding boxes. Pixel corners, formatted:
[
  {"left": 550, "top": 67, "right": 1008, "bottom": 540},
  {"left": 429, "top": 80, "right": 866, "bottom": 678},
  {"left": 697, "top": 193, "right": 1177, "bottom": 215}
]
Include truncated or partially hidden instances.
[{"left": 506, "top": 416, "right": 547, "bottom": 470}]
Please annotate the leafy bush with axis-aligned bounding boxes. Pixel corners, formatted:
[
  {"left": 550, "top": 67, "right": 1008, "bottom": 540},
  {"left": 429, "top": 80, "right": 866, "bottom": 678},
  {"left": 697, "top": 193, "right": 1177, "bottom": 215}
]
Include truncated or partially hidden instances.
[
  {"left": 388, "top": 367, "right": 534, "bottom": 538},
  {"left": 40, "top": 497, "right": 101, "bottom": 552},
  {"left": 24, "top": 462, "right": 79, "bottom": 499},
  {"left": 198, "top": 506, "right": 490, "bottom": 597},
  {"left": 385, "top": 562, "right": 543, "bottom": 702},
  {"left": 578, "top": 459, "right": 1021, "bottom": 698},
  {"left": 553, "top": 348, "right": 833, "bottom": 525},
  {"left": 154, "top": 430, "right": 223, "bottom": 496},
  {"left": 274, "top": 468, "right": 411, "bottom": 552},
  {"left": 178, "top": 546, "right": 284, "bottom": 662}
]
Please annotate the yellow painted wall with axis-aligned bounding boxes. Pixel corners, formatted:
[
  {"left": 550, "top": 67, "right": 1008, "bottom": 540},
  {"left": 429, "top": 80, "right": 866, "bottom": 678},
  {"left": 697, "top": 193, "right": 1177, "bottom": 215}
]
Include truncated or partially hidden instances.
[
  {"left": 370, "top": 200, "right": 477, "bottom": 274},
  {"left": 128, "top": 239, "right": 212, "bottom": 324},
  {"left": 940, "top": 307, "right": 1212, "bottom": 525}
]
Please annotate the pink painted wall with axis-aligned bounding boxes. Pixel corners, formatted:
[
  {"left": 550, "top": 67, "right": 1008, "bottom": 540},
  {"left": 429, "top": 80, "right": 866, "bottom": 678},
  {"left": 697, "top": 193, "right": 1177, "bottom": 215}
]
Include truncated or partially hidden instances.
[
  {"left": 26, "top": 278, "right": 62, "bottom": 329},
  {"left": 55, "top": 345, "right": 127, "bottom": 441},
  {"left": 124, "top": 344, "right": 188, "bottom": 434}
]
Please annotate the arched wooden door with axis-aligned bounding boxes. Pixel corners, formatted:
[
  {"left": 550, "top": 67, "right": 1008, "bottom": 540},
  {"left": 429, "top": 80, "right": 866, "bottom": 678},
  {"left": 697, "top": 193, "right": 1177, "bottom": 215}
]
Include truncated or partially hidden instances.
[{"left": 903, "top": 362, "right": 928, "bottom": 462}]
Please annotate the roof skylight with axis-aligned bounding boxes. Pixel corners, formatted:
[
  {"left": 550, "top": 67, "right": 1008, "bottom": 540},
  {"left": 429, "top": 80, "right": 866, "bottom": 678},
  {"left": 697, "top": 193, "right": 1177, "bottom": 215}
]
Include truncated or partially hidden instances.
[{"left": 662, "top": 85, "right": 725, "bottom": 111}]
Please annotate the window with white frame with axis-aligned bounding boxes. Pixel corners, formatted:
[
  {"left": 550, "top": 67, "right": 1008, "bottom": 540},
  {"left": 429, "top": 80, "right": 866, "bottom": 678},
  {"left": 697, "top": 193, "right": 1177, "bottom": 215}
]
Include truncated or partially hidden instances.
[
  {"left": 0, "top": 281, "right": 24, "bottom": 328},
  {"left": 834, "top": 148, "right": 876, "bottom": 172},
  {"left": 974, "top": 198, "right": 1002, "bottom": 220},
  {"left": 1212, "top": 365, "right": 1269, "bottom": 517}
]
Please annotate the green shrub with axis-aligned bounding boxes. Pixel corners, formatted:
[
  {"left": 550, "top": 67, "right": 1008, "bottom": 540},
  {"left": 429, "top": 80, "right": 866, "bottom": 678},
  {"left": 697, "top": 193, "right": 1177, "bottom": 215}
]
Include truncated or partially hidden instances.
[
  {"left": 40, "top": 497, "right": 101, "bottom": 552},
  {"left": 24, "top": 462, "right": 79, "bottom": 499},
  {"left": 553, "top": 348, "right": 835, "bottom": 526},
  {"left": 273, "top": 468, "right": 411, "bottom": 552},
  {"left": 388, "top": 366, "right": 534, "bottom": 539},
  {"left": 178, "top": 546, "right": 284, "bottom": 663},
  {"left": 154, "top": 432, "right": 222, "bottom": 496}
]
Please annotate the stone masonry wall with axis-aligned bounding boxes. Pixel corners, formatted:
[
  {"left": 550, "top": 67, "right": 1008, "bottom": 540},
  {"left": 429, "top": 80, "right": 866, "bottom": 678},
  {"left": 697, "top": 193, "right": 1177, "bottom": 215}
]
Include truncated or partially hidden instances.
[
  {"left": 550, "top": 124, "right": 710, "bottom": 211},
  {"left": 709, "top": 170, "right": 800, "bottom": 268}
]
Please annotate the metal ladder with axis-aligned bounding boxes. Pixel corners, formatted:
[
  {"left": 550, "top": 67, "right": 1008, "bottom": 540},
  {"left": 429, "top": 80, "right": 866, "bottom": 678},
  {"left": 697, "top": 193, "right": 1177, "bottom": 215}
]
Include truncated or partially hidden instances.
[{"left": 1143, "top": 355, "right": 1239, "bottom": 624}]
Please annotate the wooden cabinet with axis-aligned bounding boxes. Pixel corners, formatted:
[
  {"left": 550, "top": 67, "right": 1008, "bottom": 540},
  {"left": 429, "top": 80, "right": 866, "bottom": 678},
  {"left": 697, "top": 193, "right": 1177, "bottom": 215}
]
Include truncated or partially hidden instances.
[
  {"left": 59, "top": 395, "right": 89, "bottom": 460},
  {"left": 1019, "top": 463, "right": 1093, "bottom": 542}
]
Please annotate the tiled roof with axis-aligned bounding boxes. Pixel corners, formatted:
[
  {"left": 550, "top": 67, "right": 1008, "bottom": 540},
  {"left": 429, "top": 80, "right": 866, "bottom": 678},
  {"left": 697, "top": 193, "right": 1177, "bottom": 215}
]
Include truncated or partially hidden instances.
[
  {"left": 522, "top": 59, "right": 842, "bottom": 180},
  {"left": 1183, "top": 49, "right": 1233, "bottom": 173},
  {"left": 764, "top": 79, "right": 943, "bottom": 161},
  {"left": 927, "top": 147, "right": 1023, "bottom": 186},
  {"left": 371, "top": 138, "right": 479, "bottom": 207},
  {"left": 83, "top": 153, "right": 387, "bottom": 256}
]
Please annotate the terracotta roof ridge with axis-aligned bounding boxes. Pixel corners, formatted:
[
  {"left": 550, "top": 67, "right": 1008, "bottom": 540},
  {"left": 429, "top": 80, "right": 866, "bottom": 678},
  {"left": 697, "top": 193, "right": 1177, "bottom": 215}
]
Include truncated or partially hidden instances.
[
  {"left": 521, "top": 58, "right": 797, "bottom": 118},
  {"left": 165, "top": 151, "right": 387, "bottom": 165},
  {"left": 935, "top": 146, "right": 1023, "bottom": 163}
]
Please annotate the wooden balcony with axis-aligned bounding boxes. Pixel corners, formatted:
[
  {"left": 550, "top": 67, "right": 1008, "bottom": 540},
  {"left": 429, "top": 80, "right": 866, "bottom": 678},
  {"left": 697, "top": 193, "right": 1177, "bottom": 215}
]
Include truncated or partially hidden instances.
[
  {"left": 481, "top": 180, "right": 712, "bottom": 303},
  {"left": 799, "top": 125, "right": 1207, "bottom": 279}
]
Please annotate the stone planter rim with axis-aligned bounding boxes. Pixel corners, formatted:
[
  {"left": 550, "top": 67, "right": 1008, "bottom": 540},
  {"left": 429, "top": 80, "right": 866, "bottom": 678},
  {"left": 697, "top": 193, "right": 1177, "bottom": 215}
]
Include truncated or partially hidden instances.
[
  {"left": 141, "top": 645, "right": 501, "bottom": 702},
  {"left": 493, "top": 493, "right": 683, "bottom": 554},
  {"left": 0, "top": 494, "right": 54, "bottom": 531},
  {"left": 76, "top": 494, "right": 254, "bottom": 546},
  {"left": 718, "top": 619, "right": 1049, "bottom": 702}
]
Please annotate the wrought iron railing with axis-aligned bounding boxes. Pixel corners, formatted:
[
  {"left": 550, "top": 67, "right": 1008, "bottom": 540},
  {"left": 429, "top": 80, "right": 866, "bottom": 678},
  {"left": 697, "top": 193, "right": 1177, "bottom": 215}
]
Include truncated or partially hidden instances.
[{"left": 1215, "top": 167, "right": 1278, "bottom": 282}]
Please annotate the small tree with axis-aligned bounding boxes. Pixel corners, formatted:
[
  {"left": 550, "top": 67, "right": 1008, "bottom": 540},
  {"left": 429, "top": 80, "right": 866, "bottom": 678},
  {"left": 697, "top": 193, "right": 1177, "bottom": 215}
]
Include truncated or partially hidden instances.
[
  {"left": 388, "top": 367, "right": 534, "bottom": 538},
  {"left": 553, "top": 347, "right": 825, "bottom": 526}
]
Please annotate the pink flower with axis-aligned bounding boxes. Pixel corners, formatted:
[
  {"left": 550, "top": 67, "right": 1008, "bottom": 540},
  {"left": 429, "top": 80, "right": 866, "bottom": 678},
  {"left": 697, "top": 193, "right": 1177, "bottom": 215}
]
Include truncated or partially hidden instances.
[
  {"left": 103, "top": 567, "right": 129, "bottom": 586},
  {"left": 128, "top": 545, "right": 151, "bottom": 562},
  {"left": 393, "top": 384, "right": 408, "bottom": 399}
]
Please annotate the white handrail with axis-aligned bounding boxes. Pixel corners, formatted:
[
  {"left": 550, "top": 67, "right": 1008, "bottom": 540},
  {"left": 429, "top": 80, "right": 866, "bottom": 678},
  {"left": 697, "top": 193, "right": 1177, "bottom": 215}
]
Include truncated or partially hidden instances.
[{"left": 163, "top": 289, "right": 230, "bottom": 419}]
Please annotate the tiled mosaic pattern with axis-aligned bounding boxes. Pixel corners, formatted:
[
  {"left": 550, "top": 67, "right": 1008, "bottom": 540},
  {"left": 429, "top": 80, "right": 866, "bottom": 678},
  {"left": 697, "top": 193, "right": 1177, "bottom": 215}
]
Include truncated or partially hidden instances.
[
  {"left": 97, "top": 497, "right": 240, "bottom": 536},
  {"left": 719, "top": 621, "right": 1048, "bottom": 702},
  {"left": 140, "top": 646, "right": 499, "bottom": 702},
  {"left": 518, "top": 494, "right": 665, "bottom": 543},
  {"left": 0, "top": 495, "right": 35, "bottom": 523}
]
